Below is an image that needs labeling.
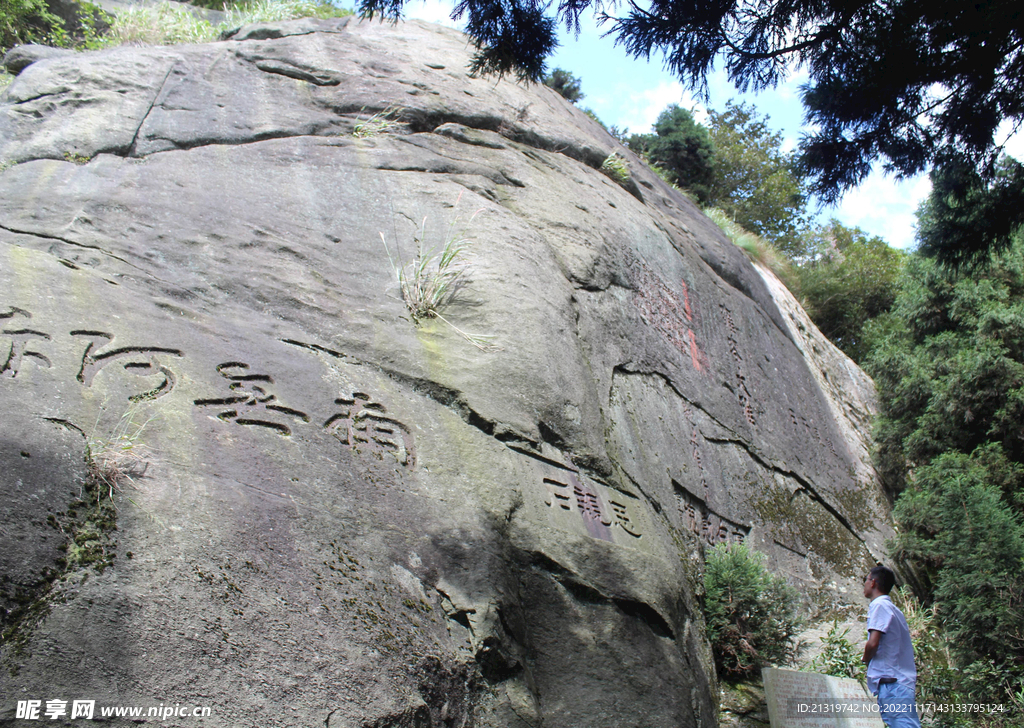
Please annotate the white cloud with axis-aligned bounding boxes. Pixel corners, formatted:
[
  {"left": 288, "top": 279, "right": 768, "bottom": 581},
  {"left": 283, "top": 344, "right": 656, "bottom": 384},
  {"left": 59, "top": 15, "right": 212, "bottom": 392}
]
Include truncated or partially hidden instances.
[
  {"left": 603, "top": 81, "right": 704, "bottom": 135},
  {"left": 827, "top": 171, "right": 931, "bottom": 250},
  {"left": 772, "top": 69, "right": 808, "bottom": 101},
  {"left": 996, "top": 118, "right": 1024, "bottom": 162},
  {"left": 403, "top": 0, "right": 460, "bottom": 28}
]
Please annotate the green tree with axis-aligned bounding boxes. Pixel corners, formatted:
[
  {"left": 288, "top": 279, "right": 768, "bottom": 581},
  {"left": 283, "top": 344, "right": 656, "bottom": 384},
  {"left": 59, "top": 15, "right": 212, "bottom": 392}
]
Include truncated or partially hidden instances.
[
  {"left": 542, "top": 67, "right": 584, "bottom": 103},
  {"left": 797, "top": 220, "right": 906, "bottom": 362},
  {"left": 917, "top": 157, "right": 1024, "bottom": 270},
  {"left": 703, "top": 542, "right": 801, "bottom": 680},
  {"left": 704, "top": 101, "right": 807, "bottom": 253},
  {"left": 627, "top": 104, "right": 715, "bottom": 201},
  {"left": 357, "top": 0, "right": 1024, "bottom": 267},
  {"left": 892, "top": 450, "right": 1024, "bottom": 671},
  {"left": 867, "top": 243, "right": 1024, "bottom": 491},
  {"left": 865, "top": 235, "right": 1024, "bottom": 675}
]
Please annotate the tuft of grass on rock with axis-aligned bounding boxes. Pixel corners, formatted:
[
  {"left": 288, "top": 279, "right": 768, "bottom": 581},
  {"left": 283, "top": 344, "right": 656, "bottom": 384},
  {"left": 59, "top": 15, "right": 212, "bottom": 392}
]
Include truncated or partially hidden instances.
[
  {"left": 705, "top": 206, "right": 799, "bottom": 294},
  {"left": 353, "top": 105, "right": 403, "bottom": 138},
  {"left": 62, "top": 151, "right": 91, "bottom": 165},
  {"left": 380, "top": 198, "right": 499, "bottom": 351},
  {"left": 86, "top": 403, "right": 152, "bottom": 500},
  {"left": 600, "top": 152, "right": 630, "bottom": 186}
]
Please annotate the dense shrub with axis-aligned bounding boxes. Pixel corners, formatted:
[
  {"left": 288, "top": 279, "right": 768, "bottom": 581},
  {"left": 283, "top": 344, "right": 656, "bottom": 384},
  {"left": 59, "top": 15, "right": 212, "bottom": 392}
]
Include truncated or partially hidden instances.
[
  {"left": 1, "top": 0, "right": 66, "bottom": 51},
  {"left": 805, "top": 620, "right": 865, "bottom": 681},
  {"left": 703, "top": 542, "right": 801, "bottom": 680},
  {"left": 797, "top": 220, "right": 907, "bottom": 363},
  {"left": 891, "top": 588, "right": 1024, "bottom": 727}
]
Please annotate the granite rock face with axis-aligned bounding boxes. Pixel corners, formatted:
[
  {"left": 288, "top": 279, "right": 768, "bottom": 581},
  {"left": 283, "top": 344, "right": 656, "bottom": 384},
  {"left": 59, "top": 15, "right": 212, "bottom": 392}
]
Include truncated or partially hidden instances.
[{"left": 0, "top": 18, "right": 889, "bottom": 727}]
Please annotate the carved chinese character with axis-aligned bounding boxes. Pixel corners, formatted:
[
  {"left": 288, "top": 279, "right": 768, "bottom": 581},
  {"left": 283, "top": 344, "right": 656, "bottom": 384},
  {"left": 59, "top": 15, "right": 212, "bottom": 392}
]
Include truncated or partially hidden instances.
[
  {"left": 324, "top": 393, "right": 415, "bottom": 466},
  {"left": 71, "top": 331, "right": 182, "bottom": 401},
  {"left": 716, "top": 522, "right": 730, "bottom": 543},
  {"left": 543, "top": 477, "right": 572, "bottom": 510},
  {"left": 1, "top": 307, "right": 52, "bottom": 378},
  {"left": 701, "top": 512, "right": 717, "bottom": 544},
  {"left": 194, "top": 362, "right": 310, "bottom": 436},
  {"left": 568, "top": 474, "right": 613, "bottom": 541},
  {"left": 573, "top": 481, "right": 604, "bottom": 522},
  {"left": 609, "top": 499, "right": 642, "bottom": 538}
]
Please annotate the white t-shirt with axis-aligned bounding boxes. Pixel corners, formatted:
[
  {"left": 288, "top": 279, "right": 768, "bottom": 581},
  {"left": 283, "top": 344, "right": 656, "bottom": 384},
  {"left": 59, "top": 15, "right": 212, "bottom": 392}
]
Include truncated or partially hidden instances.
[{"left": 866, "top": 595, "right": 917, "bottom": 694}]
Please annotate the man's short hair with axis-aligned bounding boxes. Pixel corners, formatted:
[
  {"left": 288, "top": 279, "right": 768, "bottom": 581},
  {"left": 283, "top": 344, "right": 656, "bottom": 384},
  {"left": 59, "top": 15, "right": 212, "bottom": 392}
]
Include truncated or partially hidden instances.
[{"left": 869, "top": 565, "right": 897, "bottom": 594}]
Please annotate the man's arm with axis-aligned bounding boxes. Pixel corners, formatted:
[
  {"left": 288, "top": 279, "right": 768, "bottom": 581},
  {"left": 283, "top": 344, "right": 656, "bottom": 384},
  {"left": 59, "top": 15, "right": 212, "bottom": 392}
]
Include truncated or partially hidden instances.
[{"left": 863, "top": 629, "right": 882, "bottom": 665}]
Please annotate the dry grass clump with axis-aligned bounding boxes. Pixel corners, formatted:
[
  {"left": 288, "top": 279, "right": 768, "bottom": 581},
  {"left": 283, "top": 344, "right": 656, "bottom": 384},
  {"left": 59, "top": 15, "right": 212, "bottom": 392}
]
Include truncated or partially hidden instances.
[
  {"left": 108, "top": 2, "right": 218, "bottom": 45},
  {"left": 353, "top": 105, "right": 403, "bottom": 138},
  {"left": 705, "top": 206, "right": 799, "bottom": 294},
  {"left": 86, "top": 405, "right": 151, "bottom": 499},
  {"left": 108, "top": 0, "right": 351, "bottom": 46},
  {"left": 380, "top": 197, "right": 499, "bottom": 351},
  {"left": 224, "top": 0, "right": 351, "bottom": 24}
]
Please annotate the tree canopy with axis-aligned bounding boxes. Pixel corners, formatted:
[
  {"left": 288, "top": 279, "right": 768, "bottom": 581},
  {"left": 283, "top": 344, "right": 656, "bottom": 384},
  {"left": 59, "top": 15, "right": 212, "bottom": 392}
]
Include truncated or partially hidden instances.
[
  {"left": 864, "top": 236, "right": 1024, "bottom": 673},
  {"left": 542, "top": 67, "right": 584, "bottom": 103},
  {"left": 627, "top": 101, "right": 807, "bottom": 251},
  {"left": 358, "top": 0, "right": 1024, "bottom": 267},
  {"left": 797, "top": 220, "right": 906, "bottom": 363},
  {"left": 703, "top": 101, "right": 806, "bottom": 249},
  {"left": 626, "top": 105, "right": 715, "bottom": 201}
]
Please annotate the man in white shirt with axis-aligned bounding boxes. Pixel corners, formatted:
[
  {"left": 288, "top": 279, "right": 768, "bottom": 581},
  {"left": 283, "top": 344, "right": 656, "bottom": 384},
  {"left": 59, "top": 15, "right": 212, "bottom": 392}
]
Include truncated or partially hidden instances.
[{"left": 862, "top": 565, "right": 921, "bottom": 727}]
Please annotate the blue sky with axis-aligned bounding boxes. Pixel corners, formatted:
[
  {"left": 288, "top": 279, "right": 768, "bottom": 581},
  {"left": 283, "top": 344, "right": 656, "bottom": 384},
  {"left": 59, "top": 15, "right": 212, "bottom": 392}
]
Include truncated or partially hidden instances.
[{"left": 391, "top": 0, "right": 1024, "bottom": 250}]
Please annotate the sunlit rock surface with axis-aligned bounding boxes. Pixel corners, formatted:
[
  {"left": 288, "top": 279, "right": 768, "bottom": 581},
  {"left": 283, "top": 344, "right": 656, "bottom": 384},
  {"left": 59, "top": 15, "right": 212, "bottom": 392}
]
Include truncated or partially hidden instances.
[{"left": 0, "top": 18, "right": 890, "bottom": 727}]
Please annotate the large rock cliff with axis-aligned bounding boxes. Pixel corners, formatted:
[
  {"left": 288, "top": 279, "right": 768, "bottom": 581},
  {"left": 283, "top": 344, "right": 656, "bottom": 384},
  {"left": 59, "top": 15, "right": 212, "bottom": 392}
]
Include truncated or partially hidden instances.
[{"left": 0, "top": 18, "right": 890, "bottom": 727}]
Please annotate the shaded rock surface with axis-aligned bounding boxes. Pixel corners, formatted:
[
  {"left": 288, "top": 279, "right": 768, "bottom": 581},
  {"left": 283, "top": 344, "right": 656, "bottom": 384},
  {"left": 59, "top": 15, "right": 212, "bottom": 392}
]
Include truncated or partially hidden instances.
[
  {"left": 1, "top": 18, "right": 889, "bottom": 726},
  {"left": 719, "top": 682, "right": 769, "bottom": 728}
]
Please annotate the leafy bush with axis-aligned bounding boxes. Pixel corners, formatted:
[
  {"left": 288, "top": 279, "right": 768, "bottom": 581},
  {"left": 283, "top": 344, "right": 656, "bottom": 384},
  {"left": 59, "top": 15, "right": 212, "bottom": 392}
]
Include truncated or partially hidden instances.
[
  {"left": 797, "top": 219, "right": 906, "bottom": 363},
  {"left": 1, "top": 0, "right": 66, "bottom": 51},
  {"left": 805, "top": 620, "right": 865, "bottom": 681},
  {"left": 704, "top": 542, "right": 801, "bottom": 680}
]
